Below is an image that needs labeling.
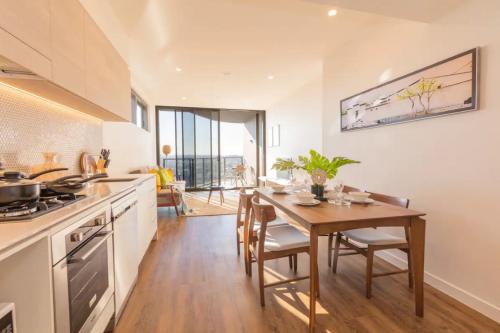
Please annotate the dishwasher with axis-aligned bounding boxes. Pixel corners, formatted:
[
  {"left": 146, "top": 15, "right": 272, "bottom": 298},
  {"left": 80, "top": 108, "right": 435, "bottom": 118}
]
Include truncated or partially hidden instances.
[{"left": 111, "top": 190, "right": 139, "bottom": 320}]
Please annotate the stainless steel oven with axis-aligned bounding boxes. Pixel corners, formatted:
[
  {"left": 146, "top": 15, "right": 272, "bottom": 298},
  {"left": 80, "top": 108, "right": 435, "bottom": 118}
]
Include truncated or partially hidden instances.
[{"left": 52, "top": 207, "right": 114, "bottom": 333}]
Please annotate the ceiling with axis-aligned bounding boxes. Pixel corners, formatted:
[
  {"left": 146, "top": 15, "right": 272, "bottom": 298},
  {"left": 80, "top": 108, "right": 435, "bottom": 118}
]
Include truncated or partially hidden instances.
[{"left": 81, "top": 0, "right": 464, "bottom": 110}]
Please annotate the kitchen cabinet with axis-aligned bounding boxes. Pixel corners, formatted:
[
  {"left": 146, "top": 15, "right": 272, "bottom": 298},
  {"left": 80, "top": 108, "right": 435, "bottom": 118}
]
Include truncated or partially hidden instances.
[
  {"left": 50, "top": 0, "right": 86, "bottom": 97},
  {"left": 0, "top": 0, "right": 51, "bottom": 59},
  {"left": 85, "top": 13, "right": 131, "bottom": 121},
  {"left": 137, "top": 178, "right": 158, "bottom": 261},
  {"left": 0, "top": 0, "right": 131, "bottom": 122},
  {"left": 112, "top": 191, "right": 139, "bottom": 319}
]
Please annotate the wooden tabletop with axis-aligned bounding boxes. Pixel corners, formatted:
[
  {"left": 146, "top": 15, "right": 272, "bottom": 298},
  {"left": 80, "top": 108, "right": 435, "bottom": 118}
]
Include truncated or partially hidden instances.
[{"left": 255, "top": 188, "right": 425, "bottom": 226}]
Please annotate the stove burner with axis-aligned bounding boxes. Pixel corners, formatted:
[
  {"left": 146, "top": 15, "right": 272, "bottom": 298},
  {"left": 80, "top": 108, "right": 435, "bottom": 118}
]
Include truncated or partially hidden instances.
[
  {"left": 0, "top": 194, "right": 86, "bottom": 222},
  {"left": 0, "top": 203, "right": 38, "bottom": 217}
]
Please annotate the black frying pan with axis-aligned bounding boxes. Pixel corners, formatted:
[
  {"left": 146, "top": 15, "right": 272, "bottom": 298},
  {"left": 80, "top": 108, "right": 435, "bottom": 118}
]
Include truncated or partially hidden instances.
[
  {"left": 44, "top": 173, "right": 108, "bottom": 195},
  {"left": 0, "top": 168, "right": 68, "bottom": 207}
]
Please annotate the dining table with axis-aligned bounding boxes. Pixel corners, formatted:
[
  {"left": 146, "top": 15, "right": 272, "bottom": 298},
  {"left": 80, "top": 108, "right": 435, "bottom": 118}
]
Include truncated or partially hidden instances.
[{"left": 254, "top": 188, "right": 426, "bottom": 333}]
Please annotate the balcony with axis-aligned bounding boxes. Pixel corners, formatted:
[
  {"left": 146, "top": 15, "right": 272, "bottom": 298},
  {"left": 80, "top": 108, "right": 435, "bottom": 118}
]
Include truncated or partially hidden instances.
[{"left": 162, "top": 155, "right": 254, "bottom": 189}]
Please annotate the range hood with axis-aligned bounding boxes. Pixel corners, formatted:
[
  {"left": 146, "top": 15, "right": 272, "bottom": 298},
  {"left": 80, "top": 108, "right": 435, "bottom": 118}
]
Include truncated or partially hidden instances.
[
  {"left": 0, "top": 55, "right": 43, "bottom": 80},
  {"left": 0, "top": 54, "right": 124, "bottom": 121}
]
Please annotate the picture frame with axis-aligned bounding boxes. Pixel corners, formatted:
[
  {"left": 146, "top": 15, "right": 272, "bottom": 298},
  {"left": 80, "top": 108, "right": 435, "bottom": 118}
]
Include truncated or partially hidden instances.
[{"left": 340, "top": 48, "right": 479, "bottom": 132}]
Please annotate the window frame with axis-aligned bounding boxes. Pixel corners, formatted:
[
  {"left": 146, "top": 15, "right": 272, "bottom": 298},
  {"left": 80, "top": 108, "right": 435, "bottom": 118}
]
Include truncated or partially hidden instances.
[{"left": 131, "top": 90, "right": 149, "bottom": 131}]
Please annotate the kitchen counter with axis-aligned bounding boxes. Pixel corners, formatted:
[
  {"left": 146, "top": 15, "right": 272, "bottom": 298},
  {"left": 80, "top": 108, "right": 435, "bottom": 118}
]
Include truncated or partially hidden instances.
[{"left": 0, "top": 173, "right": 154, "bottom": 257}]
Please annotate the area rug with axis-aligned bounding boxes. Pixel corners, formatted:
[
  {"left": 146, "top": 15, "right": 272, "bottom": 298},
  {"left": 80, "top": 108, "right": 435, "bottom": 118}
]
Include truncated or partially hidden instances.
[{"left": 183, "top": 190, "right": 240, "bottom": 216}]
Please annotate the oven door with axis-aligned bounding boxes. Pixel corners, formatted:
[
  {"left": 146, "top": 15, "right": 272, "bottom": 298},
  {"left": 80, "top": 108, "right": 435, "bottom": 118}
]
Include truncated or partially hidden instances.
[{"left": 53, "top": 228, "right": 114, "bottom": 333}]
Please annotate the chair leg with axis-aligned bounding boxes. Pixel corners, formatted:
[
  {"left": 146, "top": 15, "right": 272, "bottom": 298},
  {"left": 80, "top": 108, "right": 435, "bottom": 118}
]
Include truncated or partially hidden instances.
[
  {"left": 404, "top": 226, "right": 414, "bottom": 289},
  {"left": 258, "top": 259, "right": 265, "bottom": 306},
  {"left": 293, "top": 254, "right": 298, "bottom": 274},
  {"left": 316, "top": 264, "right": 320, "bottom": 298},
  {"left": 288, "top": 255, "right": 293, "bottom": 269},
  {"left": 236, "top": 231, "right": 240, "bottom": 256},
  {"left": 407, "top": 248, "right": 414, "bottom": 289},
  {"left": 207, "top": 190, "right": 212, "bottom": 203},
  {"left": 174, "top": 204, "right": 179, "bottom": 216},
  {"left": 327, "top": 233, "right": 333, "bottom": 267},
  {"left": 366, "top": 246, "right": 374, "bottom": 299},
  {"left": 248, "top": 254, "right": 252, "bottom": 277},
  {"left": 220, "top": 189, "right": 225, "bottom": 203},
  {"left": 332, "top": 233, "right": 341, "bottom": 273}
]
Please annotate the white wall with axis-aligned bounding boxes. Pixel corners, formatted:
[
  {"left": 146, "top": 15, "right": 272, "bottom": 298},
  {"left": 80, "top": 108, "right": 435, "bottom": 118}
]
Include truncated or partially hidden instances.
[
  {"left": 267, "top": 78, "right": 323, "bottom": 178},
  {"left": 323, "top": 1, "right": 500, "bottom": 322},
  {"left": 102, "top": 80, "right": 156, "bottom": 174}
]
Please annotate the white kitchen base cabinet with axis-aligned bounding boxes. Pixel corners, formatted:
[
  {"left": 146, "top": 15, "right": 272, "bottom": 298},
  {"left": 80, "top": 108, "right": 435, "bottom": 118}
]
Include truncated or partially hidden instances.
[
  {"left": 137, "top": 178, "right": 158, "bottom": 261},
  {"left": 112, "top": 191, "right": 139, "bottom": 320}
]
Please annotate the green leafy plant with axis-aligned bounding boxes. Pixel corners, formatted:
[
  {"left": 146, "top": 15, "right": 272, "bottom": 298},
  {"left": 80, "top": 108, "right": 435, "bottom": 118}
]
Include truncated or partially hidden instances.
[
  {"left": 271, "top": 158, "right": 298, "bottom": 172},
  {"left": 271, "top": 157, "right": 299, "bottom": 178},
  {"left": 297, "top": 149, "right": 359, "bottom": 180}
]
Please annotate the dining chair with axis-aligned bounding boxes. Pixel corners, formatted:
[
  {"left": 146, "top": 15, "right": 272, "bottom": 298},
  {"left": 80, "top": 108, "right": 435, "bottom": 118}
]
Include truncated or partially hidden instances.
[
  {"left": 326, "top": 185, "right": 364, "bottom": 267},
  {"left": 249, "top": 197, "right": 319, "bottom": 306},
  {"left": 331, "top": 191, "right": 412, "bottom": 298},
  {"left": 236, "top": 190, "right": 288, "bottom": 275}
]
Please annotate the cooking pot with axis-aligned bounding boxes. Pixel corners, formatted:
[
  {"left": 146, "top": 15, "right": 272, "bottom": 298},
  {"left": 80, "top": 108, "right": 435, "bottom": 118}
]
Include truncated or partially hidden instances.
[{"left": 0, "top": 168, "right": 68, "bottom": 207}]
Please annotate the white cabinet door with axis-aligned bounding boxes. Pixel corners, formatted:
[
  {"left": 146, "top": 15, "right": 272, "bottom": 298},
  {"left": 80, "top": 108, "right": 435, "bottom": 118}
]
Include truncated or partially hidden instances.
[
  {"left": 0, "top": 0, "right": 51, "bottom": 58},
  {"left": 112, "top": 196, "right": 139, "bottom": 317},
  {"left": 50, "top": 0, "right": 86, "bottom": 97},
  {"left": 137, "top": 178, "right": 158, "bottom": 261}
]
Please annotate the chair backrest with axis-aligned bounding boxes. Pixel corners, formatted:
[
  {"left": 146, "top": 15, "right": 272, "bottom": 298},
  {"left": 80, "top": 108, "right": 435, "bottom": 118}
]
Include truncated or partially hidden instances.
[
  {"left": 343, "top": 185, "right": 364, "bottom": 193},
  {"left": 237, "top": 189, "right": 254, "bottom": 228},
  {"left": 367, "top": 191, "right": 409, "bottom": 208},
  {"left": 250, "top": 197, "right": 277, "bottom": 254}
]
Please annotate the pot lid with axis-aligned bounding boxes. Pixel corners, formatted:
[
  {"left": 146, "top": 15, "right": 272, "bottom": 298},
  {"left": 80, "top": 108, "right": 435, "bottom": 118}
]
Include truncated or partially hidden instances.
[{"left": 0, "top": 178, "right": 40, "bottom": 188}]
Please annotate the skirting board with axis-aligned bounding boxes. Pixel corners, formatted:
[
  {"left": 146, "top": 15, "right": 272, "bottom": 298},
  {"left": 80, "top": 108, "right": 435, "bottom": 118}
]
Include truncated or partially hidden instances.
[{"left": 376, "top": 250, "right": 500, "bottom": 324}]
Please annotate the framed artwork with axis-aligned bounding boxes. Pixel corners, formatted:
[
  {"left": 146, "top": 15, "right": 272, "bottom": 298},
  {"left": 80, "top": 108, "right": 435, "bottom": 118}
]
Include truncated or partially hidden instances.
[
  {"left": 269, "top": 124, "right": 280, "bottom": 147},
  {"left": 340, "top": 48, "right": 479, "bottom": 131}
]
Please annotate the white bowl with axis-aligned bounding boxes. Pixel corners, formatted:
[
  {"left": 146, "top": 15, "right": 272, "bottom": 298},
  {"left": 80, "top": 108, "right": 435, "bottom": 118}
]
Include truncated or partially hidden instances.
[
  {"left": 296, "top": 192, "right": 315, "bottom": 203},
  {"left": 348, "top": 191, "right": 370, "bottom": 201},
  {"left": 271, "top": 185, "right": 285, "bottom": 192}
]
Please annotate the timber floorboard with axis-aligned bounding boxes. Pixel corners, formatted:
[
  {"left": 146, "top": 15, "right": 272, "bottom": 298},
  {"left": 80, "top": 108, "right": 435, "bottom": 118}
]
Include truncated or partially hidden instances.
[{"left": 113, "top": 209, "right": 500, "bottom": 333}]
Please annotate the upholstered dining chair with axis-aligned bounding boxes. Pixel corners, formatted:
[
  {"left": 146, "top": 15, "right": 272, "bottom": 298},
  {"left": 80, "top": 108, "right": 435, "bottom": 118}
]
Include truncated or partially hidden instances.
[
  {"left": 236, "top": 189, "right": 288, "bottom": 275},
  {"left": 249, "top": 197, "right": 319, "bottom": 306},
  {"left": 331, "top": 191, "right": 412, "bottom": 298}
]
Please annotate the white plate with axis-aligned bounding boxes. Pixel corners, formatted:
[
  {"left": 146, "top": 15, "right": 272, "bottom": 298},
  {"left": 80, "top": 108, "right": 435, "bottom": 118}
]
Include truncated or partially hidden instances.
[
  {"left": 347, "top": 196, "right": 375, "bottom": 204},
  {"left": 293, "top": 199, "right": 321, "bottom": 206}
]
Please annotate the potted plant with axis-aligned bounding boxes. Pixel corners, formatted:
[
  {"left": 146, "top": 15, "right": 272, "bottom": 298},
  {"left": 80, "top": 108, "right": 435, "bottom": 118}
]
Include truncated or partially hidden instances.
[
  {"left": 271, "top": 157, "right": 298, "bottom": 181},
  {"left": 273, "top": 150, "right": 359, "bottom": 199},
  {"left": 299, "top": 150, "right": 359, "bottom": 198}
]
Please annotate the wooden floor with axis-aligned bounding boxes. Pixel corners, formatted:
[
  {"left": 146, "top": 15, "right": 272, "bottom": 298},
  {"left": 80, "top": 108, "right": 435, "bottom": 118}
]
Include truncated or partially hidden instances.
[{"left": 114, "top": 209, "right": 500, "bottom": 333}]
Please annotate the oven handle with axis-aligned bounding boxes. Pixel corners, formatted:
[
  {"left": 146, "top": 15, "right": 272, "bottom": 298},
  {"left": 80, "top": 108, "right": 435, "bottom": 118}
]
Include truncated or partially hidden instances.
[{"left": 68, "top": 231, "right": 113, "bottom": 264}]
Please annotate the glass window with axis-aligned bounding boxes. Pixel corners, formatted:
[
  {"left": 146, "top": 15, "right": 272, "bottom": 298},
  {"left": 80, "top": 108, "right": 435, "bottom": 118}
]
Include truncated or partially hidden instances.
[{"left": 131, "top": 91, "right": 148, "bottom": 130}]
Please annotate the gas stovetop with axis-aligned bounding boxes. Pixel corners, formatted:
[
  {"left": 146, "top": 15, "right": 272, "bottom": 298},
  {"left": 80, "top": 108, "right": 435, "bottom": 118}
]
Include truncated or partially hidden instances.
[{"left": 0, "top": 194, "right": 86, "bottom": 222}]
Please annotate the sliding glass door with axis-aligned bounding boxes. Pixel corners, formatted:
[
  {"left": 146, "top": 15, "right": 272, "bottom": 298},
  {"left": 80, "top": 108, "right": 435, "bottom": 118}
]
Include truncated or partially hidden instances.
[{"left": 156, "top": 107, "right": 265, "bottom": 191}]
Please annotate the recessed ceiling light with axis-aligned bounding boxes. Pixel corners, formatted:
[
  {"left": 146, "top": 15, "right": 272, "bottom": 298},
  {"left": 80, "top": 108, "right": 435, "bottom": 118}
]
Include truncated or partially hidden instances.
[
  {"left": 176, "top": 67, "right": 183, "bottom": 72},
  {"left": 181, "top": 96, "right": 187, "bottom": 100},
  {"left": 267, "top": 75, "right": 274, "bottom": 80},
  {"left": 328, "top": 9, "right": 337, "bottom": 17}
]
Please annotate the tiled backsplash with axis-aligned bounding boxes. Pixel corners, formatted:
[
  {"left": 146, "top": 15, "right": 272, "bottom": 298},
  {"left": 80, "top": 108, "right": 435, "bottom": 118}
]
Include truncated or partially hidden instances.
[{"left": 0, "top": 83, "right": 103, "bottom": 174}]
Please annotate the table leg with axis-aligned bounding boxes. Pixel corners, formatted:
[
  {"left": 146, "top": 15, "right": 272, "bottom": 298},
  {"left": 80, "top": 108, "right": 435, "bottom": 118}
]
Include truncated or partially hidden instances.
[
  {"left": 309, "top": 226, "right": 318, "bottom": 333},
  {"left": 410, "top": 217, "right": 426, "bottom": 317}
]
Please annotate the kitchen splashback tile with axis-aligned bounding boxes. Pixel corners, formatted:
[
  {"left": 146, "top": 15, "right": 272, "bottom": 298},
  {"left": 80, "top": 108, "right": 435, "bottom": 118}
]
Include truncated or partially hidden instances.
[{"left": 0, "top": 83, "right": 102, "bottom": 173}]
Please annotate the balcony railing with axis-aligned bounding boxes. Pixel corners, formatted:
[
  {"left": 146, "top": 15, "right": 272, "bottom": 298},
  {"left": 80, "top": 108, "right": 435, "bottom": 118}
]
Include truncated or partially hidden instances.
[{"left": 162, "top": 155, "right": 244, "bottom": 189}]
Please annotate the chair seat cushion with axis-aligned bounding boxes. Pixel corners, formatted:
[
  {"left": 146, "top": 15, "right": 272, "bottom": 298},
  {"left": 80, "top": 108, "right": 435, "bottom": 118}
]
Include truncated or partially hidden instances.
[
  {"left": 264, "top": 225, "right": 309, "bottom": 251},
  {"left": 343, "top": 228, "right": 405, "bottom": 245}
]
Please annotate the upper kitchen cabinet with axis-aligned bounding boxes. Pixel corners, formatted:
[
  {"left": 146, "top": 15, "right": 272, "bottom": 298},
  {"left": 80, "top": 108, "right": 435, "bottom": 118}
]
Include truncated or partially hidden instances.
[
  {"left": 0, "top": 0, "right": 52, "bottom": 59},
  {"left": 85, "top": 14, "right": 131, "bottom": 122},
  {"left": 0, "top": 0, "right": 131, "bottom": 122},
  {"left": 50, "top": 0, "right": 86, "bottom": 97}
]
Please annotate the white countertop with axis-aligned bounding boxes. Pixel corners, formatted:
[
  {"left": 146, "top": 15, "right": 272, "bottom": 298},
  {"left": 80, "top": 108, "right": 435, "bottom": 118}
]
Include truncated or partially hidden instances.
[{"left": 0, "top": 174, "right": 154, "bottom": 256}]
